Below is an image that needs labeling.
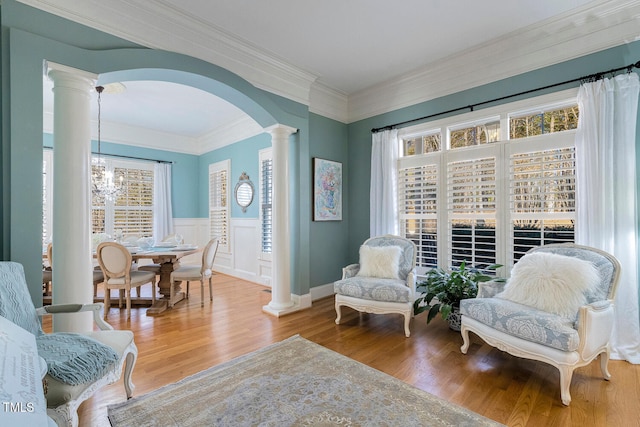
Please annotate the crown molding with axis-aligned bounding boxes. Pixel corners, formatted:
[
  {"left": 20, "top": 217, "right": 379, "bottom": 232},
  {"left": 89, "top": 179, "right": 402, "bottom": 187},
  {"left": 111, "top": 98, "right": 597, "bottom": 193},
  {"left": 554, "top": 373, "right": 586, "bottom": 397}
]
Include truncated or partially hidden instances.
[
  {"left": 44, "top": 111, "right": 201, "bottom": 154},
  {"left": 44, "top": 110, "right": 264, "bottom": 155},
  {"left": 24, "top": 0, "right": 640, "bottom": 127},
  {"left": 309, "top": 82, "right": 349, "bottom": 123},
  {"left": 17, "top": 0, "right": 319, "bottom": 106},
  {"left": 348, "top": 0, "right": 640, "bottom": 123},
  {"left": 198, "top": 115, "right": 264, "bottom": 154}
]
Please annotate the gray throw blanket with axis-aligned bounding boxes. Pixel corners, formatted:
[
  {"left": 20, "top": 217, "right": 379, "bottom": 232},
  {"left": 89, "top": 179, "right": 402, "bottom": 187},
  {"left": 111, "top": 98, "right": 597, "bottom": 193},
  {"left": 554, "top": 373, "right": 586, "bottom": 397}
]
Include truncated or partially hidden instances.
[{"left": 37, "top": 333, "right": 119, "bottom": 385}]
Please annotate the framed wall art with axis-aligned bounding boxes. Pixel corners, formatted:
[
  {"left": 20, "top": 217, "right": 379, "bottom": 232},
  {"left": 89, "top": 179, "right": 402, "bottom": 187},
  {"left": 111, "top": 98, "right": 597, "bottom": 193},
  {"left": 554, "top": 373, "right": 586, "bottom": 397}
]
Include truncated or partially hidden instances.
[{"left": 313, "top": 158, "right": 342, "bottom": 221}]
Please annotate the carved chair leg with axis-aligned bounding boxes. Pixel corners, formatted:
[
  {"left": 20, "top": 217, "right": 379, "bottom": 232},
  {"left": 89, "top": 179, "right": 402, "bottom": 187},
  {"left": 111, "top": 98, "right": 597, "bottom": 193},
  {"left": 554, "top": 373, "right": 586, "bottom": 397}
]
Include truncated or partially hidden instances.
[
  {"left": 403, "top": 313, "right": 411, "bottom": 337},
  {"left": 124, "top": 350, "right": 137, "bottom": 399},
  {"left": 335, "top": 302, "right": 342, "bottom": 325},
  {"left": 460, "top": 324, "right": 471, "bottom": 354},
  {"left": 600, "top": 349, "right": 612, "bottom": 380},
  {"left": 558, "top": 364, "right": 574, "bottom": 406}
]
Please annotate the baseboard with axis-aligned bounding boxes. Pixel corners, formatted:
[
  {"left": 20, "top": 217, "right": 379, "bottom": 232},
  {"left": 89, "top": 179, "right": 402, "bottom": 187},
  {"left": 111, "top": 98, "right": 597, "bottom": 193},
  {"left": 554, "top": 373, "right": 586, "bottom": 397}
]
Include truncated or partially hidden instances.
[{"left": 310, "top": 283, "right": 335, "bottom": 301}]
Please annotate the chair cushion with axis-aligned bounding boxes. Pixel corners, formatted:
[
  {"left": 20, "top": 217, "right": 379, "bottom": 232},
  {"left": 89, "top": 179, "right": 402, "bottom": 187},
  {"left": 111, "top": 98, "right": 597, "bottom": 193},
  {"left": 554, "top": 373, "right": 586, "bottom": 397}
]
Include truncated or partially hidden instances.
[
  {"left": 364, "top": 236, "right": 415, "bottom": 280},
  {"left": 356, "top": 245, "right": 402, "bottom": 279},
  {"left": 460, "top": 297, "right": 579, "bottom": 351},
  {"left": 497, "top": 252, "right": 600, "bottom": 320},
  {"left": 334, "top": 276, "right": 411, "bottom": 303},
  {"left": 106, "top": 270, "right": 156, "bottom": 286},
  {"left": 36, "top": 333, "right": 119, "bottom": 386}
]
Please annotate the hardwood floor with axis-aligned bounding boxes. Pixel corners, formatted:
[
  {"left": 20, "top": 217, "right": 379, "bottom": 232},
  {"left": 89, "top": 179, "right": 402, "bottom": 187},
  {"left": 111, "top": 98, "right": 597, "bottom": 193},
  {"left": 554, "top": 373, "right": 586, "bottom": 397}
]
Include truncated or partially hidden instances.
[{"left": 44, "top": 273, "right": 640, "bottom": 426}]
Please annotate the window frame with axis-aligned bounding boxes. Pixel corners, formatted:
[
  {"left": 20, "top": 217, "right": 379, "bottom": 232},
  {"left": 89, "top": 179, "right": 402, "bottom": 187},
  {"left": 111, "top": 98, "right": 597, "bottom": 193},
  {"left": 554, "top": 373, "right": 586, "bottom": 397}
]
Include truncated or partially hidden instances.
[{"left": 397, "top": 88, "right": 579, "bottom": 276}]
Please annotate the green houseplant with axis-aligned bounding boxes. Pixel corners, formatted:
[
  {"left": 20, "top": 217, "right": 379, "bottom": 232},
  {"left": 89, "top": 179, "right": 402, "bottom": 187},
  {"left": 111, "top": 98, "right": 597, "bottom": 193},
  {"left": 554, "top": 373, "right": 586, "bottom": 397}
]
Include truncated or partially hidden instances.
[{"left": 413, "top": 261, "right": 502, "bottom": 330}]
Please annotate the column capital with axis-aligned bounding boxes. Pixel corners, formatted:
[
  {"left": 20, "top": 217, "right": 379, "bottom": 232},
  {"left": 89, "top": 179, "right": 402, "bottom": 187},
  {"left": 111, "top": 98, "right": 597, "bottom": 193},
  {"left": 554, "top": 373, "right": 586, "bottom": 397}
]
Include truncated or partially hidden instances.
[
  {"left": 264, "top": 124, "right": 298, "bottom": 139},
  {"left": 46, "top": 61, "right": 97, "bottom": 83}
]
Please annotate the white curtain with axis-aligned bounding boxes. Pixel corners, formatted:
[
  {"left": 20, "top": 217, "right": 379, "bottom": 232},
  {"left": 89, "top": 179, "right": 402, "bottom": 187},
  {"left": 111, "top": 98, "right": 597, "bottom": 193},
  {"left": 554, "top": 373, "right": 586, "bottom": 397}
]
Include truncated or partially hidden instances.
[
  {"left": 370, "top": 129, "right": 399, "bottom": 237},
  {"left": 575, "top": 73, "right": 640, "bottom": 363},
  {"left": 153, "top": 162, "right": 174, "bottom": 241}
]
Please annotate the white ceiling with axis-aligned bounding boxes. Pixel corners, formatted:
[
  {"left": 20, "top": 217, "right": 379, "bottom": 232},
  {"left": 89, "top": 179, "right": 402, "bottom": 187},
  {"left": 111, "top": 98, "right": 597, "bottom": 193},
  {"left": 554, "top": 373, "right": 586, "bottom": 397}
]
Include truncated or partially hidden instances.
[{"left": 38, "top": 0, "right": 605, "bottom": 148}]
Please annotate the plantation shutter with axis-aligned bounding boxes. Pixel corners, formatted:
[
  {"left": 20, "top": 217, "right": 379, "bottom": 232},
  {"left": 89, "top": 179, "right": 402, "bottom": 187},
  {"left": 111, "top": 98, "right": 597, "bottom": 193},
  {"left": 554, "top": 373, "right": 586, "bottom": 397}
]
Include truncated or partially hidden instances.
[
  {"left": 398, "top": 157, "right": 439, "bottom": 268},
  {"left": 113, "top": 166, "right": 154, "bottom": 237},
  {"left": 447, "top": 150, "right": 498, "bottom": 268},
  {"left": 209, "top": 160, "right": 229, "bottom": 248},
  {"left": 508, "top": 133, "right": 576, "bottom": 263},
  {"left": 260, "top": 155, "right": 273, "bottom": 253}
]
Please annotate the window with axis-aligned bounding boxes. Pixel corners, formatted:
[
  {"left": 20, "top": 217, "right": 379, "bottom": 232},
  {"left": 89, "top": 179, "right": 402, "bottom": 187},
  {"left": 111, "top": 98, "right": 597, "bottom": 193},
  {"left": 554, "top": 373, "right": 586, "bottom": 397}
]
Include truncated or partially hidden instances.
[
  {"left": 259, "top": 148, "right": 273, "bottom": 255},
  {"left": 209, "top": 160, "right": 229, "bottom": 250},
  {"left": 398, "top": 90, "right": 578, "bottom": 274},
  {"left": 42, "top": 152, "right": 154, "bottom": 243},
  {"left": 91, "top": 159, "right": 154, "bottom": 237}
]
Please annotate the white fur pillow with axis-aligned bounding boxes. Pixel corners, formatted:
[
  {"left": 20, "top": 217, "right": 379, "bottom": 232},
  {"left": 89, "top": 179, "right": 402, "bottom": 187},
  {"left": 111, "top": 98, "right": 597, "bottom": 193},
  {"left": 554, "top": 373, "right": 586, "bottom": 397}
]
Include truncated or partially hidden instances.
[
  {"left": 497, "top": 252, "right": 600, "bottom": 319},
  {"left": 356, "top": 245, "right": 402, "bottom": 279}
]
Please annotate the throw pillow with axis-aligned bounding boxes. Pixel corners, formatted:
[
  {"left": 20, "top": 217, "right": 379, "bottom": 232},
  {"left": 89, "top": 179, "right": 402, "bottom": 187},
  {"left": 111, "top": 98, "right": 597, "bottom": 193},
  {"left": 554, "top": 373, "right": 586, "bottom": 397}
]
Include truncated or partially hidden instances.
[
  {"left": 356, "top": 245, "right": 402, "bottom": 279},
  {"left": 497, "top": 251, "right": 601, "bottom": 320}
]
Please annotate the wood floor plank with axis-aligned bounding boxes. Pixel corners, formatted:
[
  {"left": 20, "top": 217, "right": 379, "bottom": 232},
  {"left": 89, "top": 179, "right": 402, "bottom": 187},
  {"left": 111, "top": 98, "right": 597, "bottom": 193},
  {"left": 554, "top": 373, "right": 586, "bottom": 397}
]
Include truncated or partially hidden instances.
[{"left": 41, "top": 274, "right": 640, "bottom": 426}]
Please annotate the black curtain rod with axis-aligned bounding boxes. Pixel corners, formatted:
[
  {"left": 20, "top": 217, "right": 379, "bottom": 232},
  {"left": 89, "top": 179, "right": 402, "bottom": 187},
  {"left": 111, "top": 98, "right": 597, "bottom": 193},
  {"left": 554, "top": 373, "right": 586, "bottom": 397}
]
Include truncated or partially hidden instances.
[
  {"left": 371, "top": 60, "right": 640, "bottom": 133},
  {"left": 90, "top": 151, "right": 174, "bottom": 164}
]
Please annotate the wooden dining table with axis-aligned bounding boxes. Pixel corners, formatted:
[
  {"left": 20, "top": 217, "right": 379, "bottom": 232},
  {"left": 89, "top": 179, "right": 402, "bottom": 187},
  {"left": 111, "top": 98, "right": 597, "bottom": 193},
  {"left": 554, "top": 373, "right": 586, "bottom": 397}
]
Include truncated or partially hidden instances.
[{"left": 130, "top": 246, "right": 201, "bottom": 315}]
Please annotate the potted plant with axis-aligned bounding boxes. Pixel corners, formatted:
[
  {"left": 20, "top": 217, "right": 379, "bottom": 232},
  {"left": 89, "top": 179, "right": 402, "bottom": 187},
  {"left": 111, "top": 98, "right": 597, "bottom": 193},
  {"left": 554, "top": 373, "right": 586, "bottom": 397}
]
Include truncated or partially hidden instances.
[{"left": 413, "top": 261, "right": 502, "bottom": 331}]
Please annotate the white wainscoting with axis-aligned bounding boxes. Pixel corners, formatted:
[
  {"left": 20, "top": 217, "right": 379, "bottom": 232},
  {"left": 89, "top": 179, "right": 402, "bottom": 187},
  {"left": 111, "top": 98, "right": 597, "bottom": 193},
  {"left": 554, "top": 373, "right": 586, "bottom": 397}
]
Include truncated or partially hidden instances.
[{"left": 173, "top": 218, "right": 271, "bottom": 287}]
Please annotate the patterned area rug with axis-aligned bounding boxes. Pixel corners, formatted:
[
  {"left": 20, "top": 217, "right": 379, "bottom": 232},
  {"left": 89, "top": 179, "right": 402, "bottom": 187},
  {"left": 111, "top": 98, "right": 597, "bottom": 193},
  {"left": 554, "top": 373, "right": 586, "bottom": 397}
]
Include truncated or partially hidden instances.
[{"left": 108, "top": 335, "right": 503, "bottom": 426}]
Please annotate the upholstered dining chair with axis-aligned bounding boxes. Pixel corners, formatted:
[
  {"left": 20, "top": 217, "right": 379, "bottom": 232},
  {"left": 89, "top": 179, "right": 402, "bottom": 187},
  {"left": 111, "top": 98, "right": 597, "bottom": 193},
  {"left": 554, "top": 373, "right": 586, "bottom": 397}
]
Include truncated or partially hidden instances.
[
  {"left": 42, "top": 243, "right": 104, "bottom": 300},
  {"left": 168, "top": 237, "right": 219, "bottom": 307},
  {"left": 334, "top": 235, "right": 417, "bottom": 337},
  {"left": 0, "top": 261, "right": 137, "bottom": 427},
  {"left": 96, "top": 241, "right": 157, "bottom": 319},
  {"left": 42, "top": 242, "right": 53, "bottom": 296},
  {"left": 459, "top": 243, "right": 621, "bottom": 405}
]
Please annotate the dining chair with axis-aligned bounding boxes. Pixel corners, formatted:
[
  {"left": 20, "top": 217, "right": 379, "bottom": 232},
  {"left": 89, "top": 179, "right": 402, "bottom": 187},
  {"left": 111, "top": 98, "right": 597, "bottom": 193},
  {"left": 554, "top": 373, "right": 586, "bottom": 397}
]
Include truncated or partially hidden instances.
[
  {"left": 96, "top": 241, "right": 157, "bottom": 319},
  {"left": 42, "top": 242, "right": 53, "bottom": 297},
  {"left": 169, "top": 238, "right": 219, "bottom": 308},
  {"left": 42, "top": 243, "right": 103, "bottom": 300}
]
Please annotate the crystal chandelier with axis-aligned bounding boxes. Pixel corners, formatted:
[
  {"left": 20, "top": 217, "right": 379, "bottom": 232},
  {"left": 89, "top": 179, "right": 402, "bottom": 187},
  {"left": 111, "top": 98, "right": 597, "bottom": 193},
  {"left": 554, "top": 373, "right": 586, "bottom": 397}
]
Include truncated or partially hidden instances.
[{"left": 91, "top": 86, "right": 123, "bottom": 201}]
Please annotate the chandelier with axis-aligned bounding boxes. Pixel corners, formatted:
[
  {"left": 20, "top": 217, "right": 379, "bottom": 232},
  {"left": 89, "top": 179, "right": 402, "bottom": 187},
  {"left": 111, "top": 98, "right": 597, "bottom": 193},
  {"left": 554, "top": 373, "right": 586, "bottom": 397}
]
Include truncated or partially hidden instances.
[{"left": 91, "top": 85, "right": 123, "bottom": 201}]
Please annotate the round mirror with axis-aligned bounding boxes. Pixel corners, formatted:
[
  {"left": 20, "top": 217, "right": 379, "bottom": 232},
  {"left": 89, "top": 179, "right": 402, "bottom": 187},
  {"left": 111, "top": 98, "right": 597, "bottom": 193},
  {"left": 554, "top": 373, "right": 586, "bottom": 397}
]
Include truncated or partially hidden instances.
[{"left": 235, "top": 172, "right": 254, "bottom": 213}]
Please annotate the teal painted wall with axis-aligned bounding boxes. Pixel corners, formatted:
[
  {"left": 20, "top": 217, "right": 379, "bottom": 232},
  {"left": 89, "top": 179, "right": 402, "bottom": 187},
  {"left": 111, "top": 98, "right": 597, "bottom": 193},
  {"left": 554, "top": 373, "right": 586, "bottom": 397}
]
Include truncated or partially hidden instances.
[
  {"left": 346, "top": 41, "right": 640, "bottom": 262},
  {"left": 309, "top": 113, "right": 349, "bottom": 285}
]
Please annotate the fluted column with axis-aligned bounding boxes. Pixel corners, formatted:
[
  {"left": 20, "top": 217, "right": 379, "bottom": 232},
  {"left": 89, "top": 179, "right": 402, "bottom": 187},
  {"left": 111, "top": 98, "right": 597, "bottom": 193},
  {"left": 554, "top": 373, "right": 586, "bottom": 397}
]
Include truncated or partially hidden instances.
[
  {"left": 47, "top": 62, "right": 97, "bottom": 332},
  {"left": 263, "top": 124, "right": 297, "bottom": 316}
]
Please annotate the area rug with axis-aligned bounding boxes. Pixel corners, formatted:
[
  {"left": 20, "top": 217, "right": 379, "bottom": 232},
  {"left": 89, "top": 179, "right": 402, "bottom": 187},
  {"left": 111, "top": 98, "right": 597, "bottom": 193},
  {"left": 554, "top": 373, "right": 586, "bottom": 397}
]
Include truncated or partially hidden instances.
[{"left": 108, "top": 335, "right": 503, "bottom": 426}]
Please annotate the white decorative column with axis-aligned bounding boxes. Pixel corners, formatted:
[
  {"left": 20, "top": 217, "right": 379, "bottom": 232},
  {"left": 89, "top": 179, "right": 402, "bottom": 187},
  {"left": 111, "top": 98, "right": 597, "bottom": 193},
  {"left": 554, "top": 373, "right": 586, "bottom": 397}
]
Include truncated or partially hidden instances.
[
  {"left": 47, "top": 63, "right": 97, "bottom": 332},
  {"left": 263, "top": 124, "right": 298, "bottom": 317}
]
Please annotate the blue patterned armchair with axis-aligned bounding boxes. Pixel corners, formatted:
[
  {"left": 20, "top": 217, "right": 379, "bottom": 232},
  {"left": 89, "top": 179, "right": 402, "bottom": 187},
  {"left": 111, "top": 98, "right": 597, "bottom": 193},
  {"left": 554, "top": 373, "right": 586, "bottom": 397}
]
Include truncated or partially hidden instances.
[
  {"left": 334, "top": 235, "right": 417, "bottom": 337},
  {"left": 460, "top": 244, "right": 620, "bottom": 405},
  {"left": 0, "top": 262, "right": 137, "bottom": 426}
]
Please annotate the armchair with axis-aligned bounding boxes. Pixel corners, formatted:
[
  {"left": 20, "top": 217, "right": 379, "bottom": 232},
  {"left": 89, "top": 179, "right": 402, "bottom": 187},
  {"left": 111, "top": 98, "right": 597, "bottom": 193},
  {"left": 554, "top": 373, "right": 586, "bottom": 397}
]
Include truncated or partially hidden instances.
[
  {"left": 334, "top": 235, "right": 417, "bottom": 337},
  {"left": 0, "top": 262, "right": 137, "bottom": 427},
  {"left": 460, "top": 243, "right": 620, "bottom": 405}
]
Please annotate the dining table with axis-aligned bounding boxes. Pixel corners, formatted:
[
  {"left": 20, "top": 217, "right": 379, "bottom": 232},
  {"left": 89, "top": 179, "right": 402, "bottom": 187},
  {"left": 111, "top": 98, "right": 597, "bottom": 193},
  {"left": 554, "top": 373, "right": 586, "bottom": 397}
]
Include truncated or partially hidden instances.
[{"left": 130, "top": 245, "right": 201, "bottom": 315}]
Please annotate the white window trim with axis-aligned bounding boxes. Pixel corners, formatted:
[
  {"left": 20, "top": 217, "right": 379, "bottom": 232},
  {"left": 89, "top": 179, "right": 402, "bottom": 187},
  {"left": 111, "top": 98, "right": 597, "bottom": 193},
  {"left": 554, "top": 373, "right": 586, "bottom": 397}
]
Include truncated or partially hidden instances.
[{"left": 398, "top": 88, "right": 579, "bottom": 276}]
